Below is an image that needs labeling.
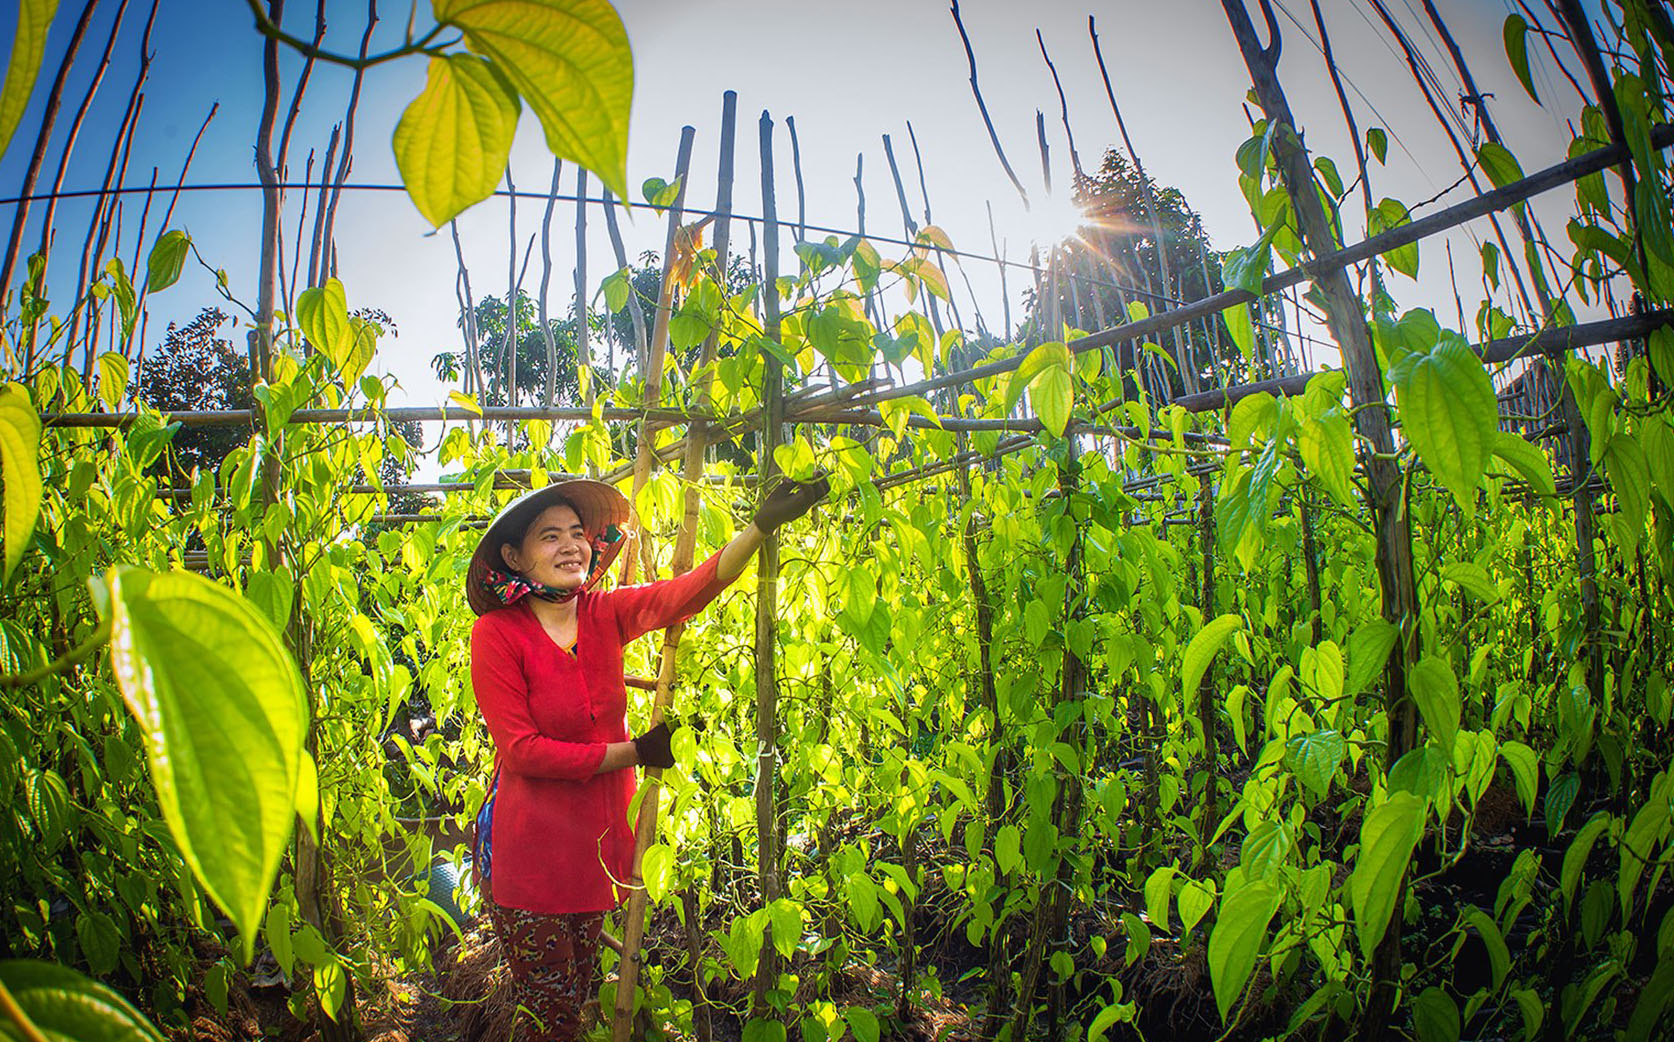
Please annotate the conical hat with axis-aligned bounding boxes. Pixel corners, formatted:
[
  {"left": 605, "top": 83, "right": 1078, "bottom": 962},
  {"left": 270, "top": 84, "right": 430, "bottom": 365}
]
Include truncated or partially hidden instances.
[{"left": 465, "top": 478, "right": 632, "bottom": 616}]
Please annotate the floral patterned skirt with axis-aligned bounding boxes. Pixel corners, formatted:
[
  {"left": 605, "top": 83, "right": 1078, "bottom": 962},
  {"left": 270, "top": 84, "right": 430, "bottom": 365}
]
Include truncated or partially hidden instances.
[
  {"left": 476, "top": 772, "right": 605, "bottom": 1041},
  {"left": 483, "top": 894, "right": 605, "bottom": 1042}
]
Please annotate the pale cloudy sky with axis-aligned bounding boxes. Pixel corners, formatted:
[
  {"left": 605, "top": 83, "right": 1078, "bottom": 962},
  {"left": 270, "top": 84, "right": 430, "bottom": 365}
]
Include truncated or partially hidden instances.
[{"left": 0, "top": 0, "right": 1592, "bottom": 406}]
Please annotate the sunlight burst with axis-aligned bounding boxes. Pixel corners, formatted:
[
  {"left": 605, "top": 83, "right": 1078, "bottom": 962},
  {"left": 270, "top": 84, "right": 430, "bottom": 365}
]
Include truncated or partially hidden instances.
[{"left": 1028, "top": 192, "right": 1088, "bottom": 246}]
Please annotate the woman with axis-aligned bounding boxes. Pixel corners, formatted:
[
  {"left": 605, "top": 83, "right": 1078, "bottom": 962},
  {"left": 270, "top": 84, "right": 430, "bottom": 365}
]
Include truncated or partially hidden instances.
[{"left": 466, "top": 475, "right": 825, "bottom": 1040}]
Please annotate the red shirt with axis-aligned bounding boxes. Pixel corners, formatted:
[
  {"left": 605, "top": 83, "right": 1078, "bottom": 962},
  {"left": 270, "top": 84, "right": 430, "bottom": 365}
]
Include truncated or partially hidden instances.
[{"left": 470, "top": 549, "right": 733, "bottom": 913}]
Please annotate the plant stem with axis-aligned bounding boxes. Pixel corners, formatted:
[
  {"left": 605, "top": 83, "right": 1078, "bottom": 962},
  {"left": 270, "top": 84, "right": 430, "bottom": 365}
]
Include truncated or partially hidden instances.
[
  {"left": 0, "top": 618, "right": 112, "bottom": 689},
  {"left": 243, "top": 0, "right": 448, "bottom": 68}
]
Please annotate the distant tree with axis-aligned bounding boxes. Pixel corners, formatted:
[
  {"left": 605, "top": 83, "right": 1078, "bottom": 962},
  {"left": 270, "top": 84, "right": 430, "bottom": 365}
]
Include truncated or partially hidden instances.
[
  {"left": 139, "top": 307, "right": 426, "bottom": 507},
  {"left": 432, "top": 290, "right": 610, "bottom": 407},
  {"left": 1025, "top": 149, "right": 1290, "bottom": 397},
  {"left": 136, "top": 308, "right": 254, "bottom": 478}
]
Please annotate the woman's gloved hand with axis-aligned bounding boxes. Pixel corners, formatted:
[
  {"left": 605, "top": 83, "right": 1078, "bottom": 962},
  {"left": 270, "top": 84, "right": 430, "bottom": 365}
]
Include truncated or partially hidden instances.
[
  {"left": 632, "top": 721, "right": 676, "bottom": 770},
  {"left": 752, "top": 474, "right": 830, "bottom": 533}
]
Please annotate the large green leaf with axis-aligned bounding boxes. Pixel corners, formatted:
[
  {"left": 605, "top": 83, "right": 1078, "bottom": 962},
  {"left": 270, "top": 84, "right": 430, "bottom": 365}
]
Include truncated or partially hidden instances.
[
  {"left": 393, "top": 52, "right": 520, "bottom": 227},
  {"left": 1390, "top": 333, "right": 1497, "bottom": 515},
  {"left": 1299, "top": 411, "right": 1354, "bottom": 506},
  {"left": 295, "top": 278, "right": 352, "bottom": 363},
  {"left": 1408, "top": 656, "right": 1461, "bottom": 755},
  {"left": 1032, "top": 362, "right": 1074, "bottom": 439},
  {"left": 0, "top": 0, "right": 57, "bottom": 160},
  {"left": 1352, "top": 792, "right": 1424, "bottom": 959},
  {"left": 145, "top": 229, "right": 191, "bottom": 293},
  {"left": 1344, "top": 619, "right": 1399, "bottom": 699},
  {"left": 0, "top": 959, "right": 164, "bottom": 1041},
  {"left": 1491, "top": 431, "right": 1556, "bottom": 497},
  {"left": 1287, "top": 729, "right": 1346, "bottom": 799},
  {"left": 106, "top": 567, "right": 308, "bottom": 964},
  {"left": 1182, "top": 614, "right": 1243, "bottom": 700},
  {"left": 1209, "top": 879, "right": 1279, "bottom": 1022},
  {"left": 1503, "top": 15, "right": 1538, "bottom": 104},
  {"left": 0, "top": 382, "right": 42, "bottom": 584},
  {"left": 436, "top": 0, "right": 633, "bottom": 201},
  {"left": 1413, "top": 986, "right": 1460, "bottom": 1042}
]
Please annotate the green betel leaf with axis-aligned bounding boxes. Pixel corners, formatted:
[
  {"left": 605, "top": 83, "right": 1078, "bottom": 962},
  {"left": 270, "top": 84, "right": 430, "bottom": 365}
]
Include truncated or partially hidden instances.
[
  {"left": 1500, "top": 740, "right": 1540, "bottom": 813},
  {"left": 1299, "top": 412, "right": 1354, "bottom": 506},
  {"left": 1352, "top": 793, "right": 1424, "bottom": 960},
  {"left": 145, "top": 229, "right": 191, "bottom": 292},
  {"left": 1369, "top": 198, "right": 1418, "bottom": 278},
  {"left": 1209, "top": 879, "right": 1280, "bottom": 1022},
  {"left": 1503, "top": 15, "right": 1538, "bottom": 104},
  {"left": 1413, "top": 986, "right": 1461, "bottom": 1042},
  {"left": 0, "top": 382, "right": 43, "bottom": 585},
  {"left": 436, "top": 0, "right": 633, "bottom": 201},
  {"left": 1390, "top": 333, "right": 1496, "bottom": 515},
  {"left": 106, "top": 567, "right": 308, "bottom": 964},
  {"left": 1286, "top": 729, "right": 1346, "bottom": 800},
  {"left": 1491, "top": 431, "right": 1556, "bottom": 497},
  {"left": 1366, "top": 127, "right": 1387, "bottom": 165},
  {"left": 1408, "top": 655, "right": 1461, "bottom": 754},
  {"left": 1223, "top": 302, "right": 1254, "bottom": 358},
  {"left": 1183, "top": 614, "right": 1243, "bottom": 699},
  {"left": 0, "top": 0, "right": 57, "bottom": 160},
  {"left": 392, "top": 52, "right": 520, "bottom": 227},
  {"left": 1462, "top": 907, "right": 1510, "bottom": 990},
  {"left": 1476, "top": 142, "right": 1525, "bottom": 190},
  {"left": 641, "top": 842, "right": 674, "bottom": 903},
  {"left": 295, "top": 279, "right": 350, "bottom": 365},
  {"left": 1033, "top": 364, "right": 1073, "bottom": 439},
  {"left": 0, "top": 959, "right": 165, "bottom": 1041},
  {"left": 1344, "top": 619, "right": 1399, "bottom": 699}
]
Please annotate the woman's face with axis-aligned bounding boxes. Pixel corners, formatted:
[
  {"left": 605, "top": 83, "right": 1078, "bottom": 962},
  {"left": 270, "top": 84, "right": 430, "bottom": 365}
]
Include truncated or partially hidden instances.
[{"left": 500, "top": 502, "right": 590, "bottom": 589}]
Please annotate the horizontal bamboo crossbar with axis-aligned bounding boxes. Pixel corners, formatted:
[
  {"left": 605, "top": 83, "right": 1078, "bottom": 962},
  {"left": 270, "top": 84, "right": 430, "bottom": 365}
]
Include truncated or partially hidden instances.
[
  {"left": 1170, "top": 309, "right": 1674, "bottom": 413},
  {"left": 846, "top": 122, "right": 1674, "bottom": 409}
]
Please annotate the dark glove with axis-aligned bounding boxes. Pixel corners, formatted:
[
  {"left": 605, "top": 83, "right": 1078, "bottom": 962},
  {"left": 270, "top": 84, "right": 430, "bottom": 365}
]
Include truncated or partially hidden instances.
[
  {"left": 752, "top": 475, "right": 830, "bottom": 533},
  {"left": 632, "top": 721, "right": 675, "bottom": 770}
]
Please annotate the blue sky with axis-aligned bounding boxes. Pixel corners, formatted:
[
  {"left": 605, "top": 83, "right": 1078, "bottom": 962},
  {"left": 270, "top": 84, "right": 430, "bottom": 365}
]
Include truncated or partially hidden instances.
[{"left": 0, "top": 0, "right": 1591, "bottom": 408}]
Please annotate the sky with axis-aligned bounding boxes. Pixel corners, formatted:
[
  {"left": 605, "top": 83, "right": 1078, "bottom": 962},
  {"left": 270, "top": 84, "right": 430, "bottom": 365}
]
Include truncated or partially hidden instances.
[{"left": 0, "top": 0, "right": 1599, "bottom": 413}]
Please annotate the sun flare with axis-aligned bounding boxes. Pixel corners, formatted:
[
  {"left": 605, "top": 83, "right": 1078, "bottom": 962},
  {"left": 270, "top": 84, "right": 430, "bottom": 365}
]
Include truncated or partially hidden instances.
[{"left": 1029, "top": 192, "right": 1088, "bottom": 247}]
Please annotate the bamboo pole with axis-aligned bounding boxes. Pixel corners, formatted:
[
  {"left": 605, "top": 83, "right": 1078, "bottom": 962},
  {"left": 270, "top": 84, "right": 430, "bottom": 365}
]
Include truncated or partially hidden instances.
[
  {"left": 610, "top": 96, "right": 736, "bottom": 1042},
  {"left": 602, "top": 187, "right": 649, "bottom": 375},
  {"left": 315, "top": 0, "right": 377, "bottom": 286},
  {"left": 1219, "top": 4, "right": 1416, "bottom": 1037},
  {"left": 950, "top": 0, "right": 1028, "bottom": 205},
  {"left": 0, "top": 0, "right": 102, "bottom": 311},
  {"left": 1196, "top": 470, "right": 1219, "bottom": 839},
  {"left": 33, "top": 0, "right": 134, "bottom": 275},
  {"left": 752, "top": 108, "right": 786, "bottom": 1014},
  {"left": 786, "top": 114, "right": 807, "bottom": 243},
  {"left": 1090, "top": 14, "right": 1194, "bottom": 395},
  {"left": 573, "top": 168, "right": 593, "bottom": 411},
  {"left": 537, "top": 158, "right": 562, "bottom": 410},
  {"left": 619, "top": 126, "right": 696, "bottom": 587}
]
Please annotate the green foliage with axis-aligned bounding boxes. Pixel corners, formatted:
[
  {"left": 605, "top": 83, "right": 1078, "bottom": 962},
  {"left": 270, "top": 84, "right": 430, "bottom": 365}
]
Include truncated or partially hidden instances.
[
  {"left": 0, "top": 0, "right": 56, "bottom": 159},
  {"left": 0, "top": 382, "right": 41, "bottom": 584},
  {"left": 105, "top": 567, "right": 309, "bottom": 964},
  {"left": 0, "top": 959, "right": 164, "bottom": 1041},
  {"left": 435, "top": 0, "right": 633, "bottom": 199},
  {"left": 393, "top": 54, "right": 521, "bottom": 227}
]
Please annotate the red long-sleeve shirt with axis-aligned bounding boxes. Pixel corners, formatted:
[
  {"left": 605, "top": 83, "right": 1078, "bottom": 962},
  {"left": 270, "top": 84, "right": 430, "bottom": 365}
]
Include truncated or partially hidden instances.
[{"left": 470, "top": 549, "right": 734, "bottom": 913}]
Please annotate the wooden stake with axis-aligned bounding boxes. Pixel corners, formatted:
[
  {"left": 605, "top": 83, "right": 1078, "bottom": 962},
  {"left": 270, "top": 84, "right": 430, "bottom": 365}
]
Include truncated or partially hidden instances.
[
  {"left": 752, "top": 108, "right": 786, "bottom": 1014},
  {"left": 537, "top": 158, "right": 562, "bottom": 410},
  {"left": 573, "top": 167, "right": 593, "bottom": 412},
  {"left": 610, "top": 96, "right": 736, "bottom": 1041},
  {"left": 1218, "top": 4, "right": 1417, "bottom": 1037},
  {"left": 619, "top": 125, "right": 696, "bottom": 587}
]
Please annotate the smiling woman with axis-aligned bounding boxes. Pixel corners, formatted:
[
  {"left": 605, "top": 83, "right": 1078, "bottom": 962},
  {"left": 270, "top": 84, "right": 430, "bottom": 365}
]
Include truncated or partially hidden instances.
[{"left": 462, "top": 474, "right": 826, "bottom": 1041}]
